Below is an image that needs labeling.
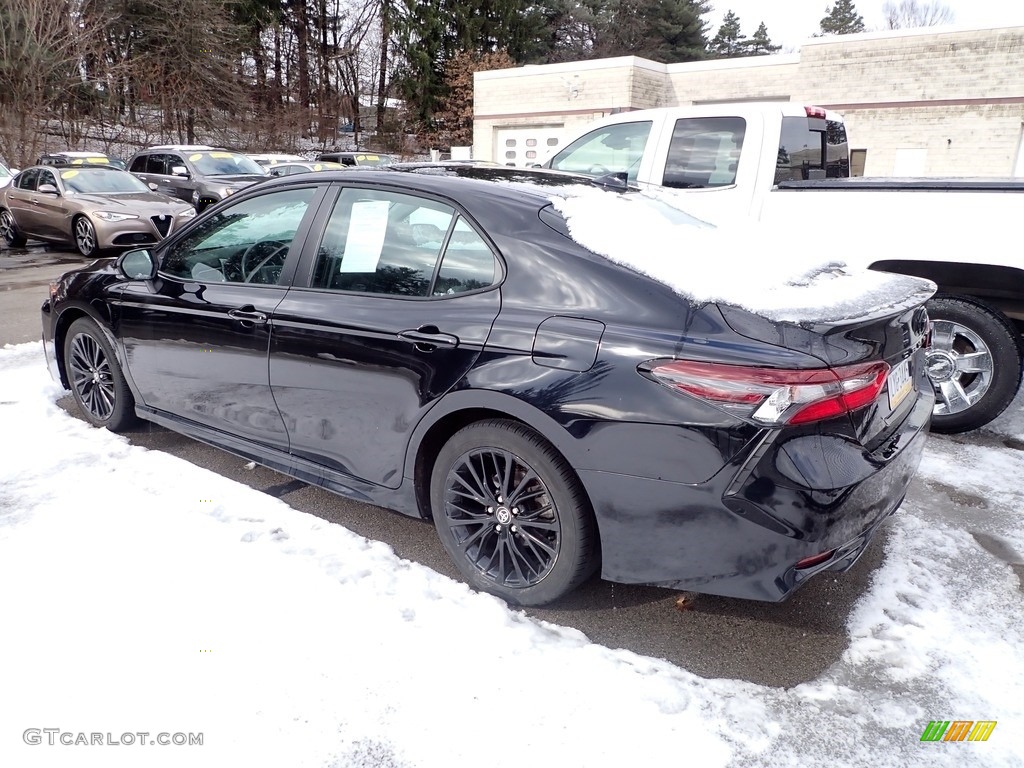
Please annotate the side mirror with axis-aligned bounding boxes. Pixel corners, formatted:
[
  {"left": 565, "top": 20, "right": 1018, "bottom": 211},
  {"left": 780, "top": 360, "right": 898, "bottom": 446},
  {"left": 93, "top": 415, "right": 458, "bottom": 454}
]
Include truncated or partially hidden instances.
[
  {"left": 117, "top": 248, "right": 157, "bottom": 280},
  {"left": 38, "top": 183, "right": 59, "bottom": 195},
  {"left": 171, "top": 166, "right": 190, "bottom": 178}
]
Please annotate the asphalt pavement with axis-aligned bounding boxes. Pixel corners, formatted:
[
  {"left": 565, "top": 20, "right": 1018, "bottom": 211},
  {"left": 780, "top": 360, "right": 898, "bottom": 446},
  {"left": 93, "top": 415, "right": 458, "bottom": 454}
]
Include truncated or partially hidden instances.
[{"left": 0, "top": 242, "right": 987, "bottom": 689}]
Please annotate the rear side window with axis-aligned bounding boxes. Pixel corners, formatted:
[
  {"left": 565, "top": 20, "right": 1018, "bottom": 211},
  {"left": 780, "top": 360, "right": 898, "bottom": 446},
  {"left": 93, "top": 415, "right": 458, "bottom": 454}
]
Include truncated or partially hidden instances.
[
  {"left": 775, "top": 117, "right": 850, "bottom": 183},
  {"left": 548, "top": 121, "right": 652, "bottom": 181},
  {"left": 663, "top": 117, "right": 745, "bottom": 189},
  {"left": 311, "top": 188, "right": 497, "bottom": 298}
]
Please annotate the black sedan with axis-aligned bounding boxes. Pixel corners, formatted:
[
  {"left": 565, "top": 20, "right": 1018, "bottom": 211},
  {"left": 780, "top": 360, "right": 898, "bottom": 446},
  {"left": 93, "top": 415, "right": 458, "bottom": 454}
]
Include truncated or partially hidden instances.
[{"left": 41, "top": 167, "right": 935, "bottom": 606}]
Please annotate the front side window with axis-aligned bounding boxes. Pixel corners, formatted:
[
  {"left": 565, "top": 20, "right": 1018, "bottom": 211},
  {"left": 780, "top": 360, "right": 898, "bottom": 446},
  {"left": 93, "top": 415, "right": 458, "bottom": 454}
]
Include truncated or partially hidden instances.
[
  {"left": 161, "top": 187, "right": 316, "bottom": 284},
  {"left": 37, "top": 169, "right": 58, "bottom": 189},
  {"left": 663, "top": 117, "right": 745, "bottom": 189},
  {"left": 548, "top": 121, "right": 653, "bottom": 181}
]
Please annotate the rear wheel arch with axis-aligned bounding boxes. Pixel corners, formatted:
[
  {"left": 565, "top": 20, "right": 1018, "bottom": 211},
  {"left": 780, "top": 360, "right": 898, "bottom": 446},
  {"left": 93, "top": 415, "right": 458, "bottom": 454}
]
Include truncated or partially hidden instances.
[{"left": 408, "top": 395, "right": 592, "bottom": 521}]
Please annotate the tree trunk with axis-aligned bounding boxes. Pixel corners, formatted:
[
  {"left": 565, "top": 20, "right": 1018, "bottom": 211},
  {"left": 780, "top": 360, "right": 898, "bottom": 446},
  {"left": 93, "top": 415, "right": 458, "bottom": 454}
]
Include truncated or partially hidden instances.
[{"left": 376, "top": 0, "right": 389, "bottom": 131}]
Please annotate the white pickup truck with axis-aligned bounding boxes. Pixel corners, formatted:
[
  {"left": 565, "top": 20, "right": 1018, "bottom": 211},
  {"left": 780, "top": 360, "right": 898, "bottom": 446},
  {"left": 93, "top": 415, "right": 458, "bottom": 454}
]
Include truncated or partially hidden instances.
[{"left": 541, "top": 102, "right": 1024, "bottom": 433}]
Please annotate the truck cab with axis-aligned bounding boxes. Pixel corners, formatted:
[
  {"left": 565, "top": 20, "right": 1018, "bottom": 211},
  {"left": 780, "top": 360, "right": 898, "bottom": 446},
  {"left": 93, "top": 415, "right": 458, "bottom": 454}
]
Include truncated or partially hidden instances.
[{"left": 542, "top": 103, "right": 850, "bottom": 223}]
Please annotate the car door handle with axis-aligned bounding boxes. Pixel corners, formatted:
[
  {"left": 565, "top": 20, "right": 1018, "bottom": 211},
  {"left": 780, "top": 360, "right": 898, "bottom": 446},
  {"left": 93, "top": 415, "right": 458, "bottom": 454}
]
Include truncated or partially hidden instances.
[
  {"left": 398, "top": 326, "right": 459, "bottom": 350},
  {"left": 228, "top": 307, "right": 268, "bottom": 324}
]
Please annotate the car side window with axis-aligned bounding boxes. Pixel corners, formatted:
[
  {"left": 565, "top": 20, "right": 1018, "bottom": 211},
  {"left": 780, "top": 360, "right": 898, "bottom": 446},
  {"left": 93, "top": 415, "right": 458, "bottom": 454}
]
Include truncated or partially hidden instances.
[
  {"left": 548, "top": 121, "right": 653, "bottom": 181},
  {"left": 17, "top": 169, "right": 39, "bottom": 191},
  {"left": 663, "top": 117, "right": 746, "bottom": 189},
  {"left": 310, "top": 188, "right": 456, "bottom": 297},
  {"left": 434, "top": 218, "right": 496, "bottom": 295},
  {"left": 145, "top": 154, "right": 169, "bottom": 175},
  {"left": 166, "top": 154, "right": 187, "bottom": 175},
  {"left": 37, "top": 169, "right": 58, "bottom": 189},
  {"left": 161, "top": 187, "right": 317, "bottom": 285},
  {"left": 129, "top": 155, "right": 148, "bottom": 173}
]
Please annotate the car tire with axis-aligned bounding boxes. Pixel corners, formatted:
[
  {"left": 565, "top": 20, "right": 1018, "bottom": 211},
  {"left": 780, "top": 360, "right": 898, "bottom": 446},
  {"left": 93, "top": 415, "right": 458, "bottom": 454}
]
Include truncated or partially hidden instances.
[
  {"left": 0, "top": 209, "right": 26, "bottom": 247},
  {"left": 63, "top": 317, "right": 137, "bottom": 431},
  {"left": 925, "top": 296, "right": 1023, "bottom": 433},
  {"left": 73, "top": 215, "right": 99, "bottom": 257},
  {"left": 430, "top": 419, "right": 599, "bottom": 606}
]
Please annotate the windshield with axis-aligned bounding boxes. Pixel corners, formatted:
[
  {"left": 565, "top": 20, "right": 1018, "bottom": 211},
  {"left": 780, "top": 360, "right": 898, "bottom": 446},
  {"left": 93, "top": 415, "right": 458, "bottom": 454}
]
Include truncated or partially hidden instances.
[
  {"left": 355, "top": 154, "right": 394, "bottom": 167},
  {"left": 189, "top": 152, "right": 265, "bottom": 176},
  {"left": 61, "top": 168, "right": 151, "bottom": 194}
]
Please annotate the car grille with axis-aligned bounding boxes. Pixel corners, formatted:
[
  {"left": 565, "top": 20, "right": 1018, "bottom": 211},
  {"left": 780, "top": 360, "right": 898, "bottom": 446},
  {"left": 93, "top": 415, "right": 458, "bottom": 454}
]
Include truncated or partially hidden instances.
[{"left": 151, "top": 214, "right": 172, "bottom": 238}]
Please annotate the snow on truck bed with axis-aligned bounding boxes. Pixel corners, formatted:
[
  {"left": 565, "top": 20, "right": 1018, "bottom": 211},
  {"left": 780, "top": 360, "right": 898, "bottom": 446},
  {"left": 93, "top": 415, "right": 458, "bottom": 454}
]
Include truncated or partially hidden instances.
[{"left": 550, "top": 187, "right": 936, "bottom": 323}]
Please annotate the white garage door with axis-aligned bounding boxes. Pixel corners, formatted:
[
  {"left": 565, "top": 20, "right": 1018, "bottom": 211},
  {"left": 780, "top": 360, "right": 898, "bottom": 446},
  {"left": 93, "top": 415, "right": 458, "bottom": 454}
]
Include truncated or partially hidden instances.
[{"left": 494, "top": 127, "right": 564, "bottom": 167}]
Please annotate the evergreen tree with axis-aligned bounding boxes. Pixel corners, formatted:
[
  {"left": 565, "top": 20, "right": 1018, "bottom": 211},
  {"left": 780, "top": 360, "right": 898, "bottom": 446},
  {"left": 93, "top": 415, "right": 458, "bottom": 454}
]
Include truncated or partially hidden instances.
[
  {"left": 744, "top": 22, "right": 781, "bottom": 55},
  {"left": 707, "top": 10, "right": 745, "bottom": 58},
  {"left": 602, "top": 0, "right": 710, "bottom": 63},
  {"left": 819, "top": 0, "right": 866, "bottom": 35}
]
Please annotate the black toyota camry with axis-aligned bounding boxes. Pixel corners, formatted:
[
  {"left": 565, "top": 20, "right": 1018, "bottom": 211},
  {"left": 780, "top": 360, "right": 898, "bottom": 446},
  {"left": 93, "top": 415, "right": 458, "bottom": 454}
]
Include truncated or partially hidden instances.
[{"left": 41, "top": 166, "right": 936, "bottom": 606}]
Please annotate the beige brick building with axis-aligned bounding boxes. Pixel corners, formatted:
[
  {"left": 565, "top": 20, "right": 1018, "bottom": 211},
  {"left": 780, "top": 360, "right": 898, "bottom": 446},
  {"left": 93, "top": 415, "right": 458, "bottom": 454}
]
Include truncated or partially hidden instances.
[{"left": 474, "top": 24, "right": 1024, "bottom": 177}]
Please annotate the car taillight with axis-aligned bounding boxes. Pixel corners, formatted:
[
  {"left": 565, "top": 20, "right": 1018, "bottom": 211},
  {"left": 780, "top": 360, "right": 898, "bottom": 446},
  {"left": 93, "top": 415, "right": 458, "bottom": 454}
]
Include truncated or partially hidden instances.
[
  {"left": 642, "top": 359, "right": 890, "bottom": 426},
  {"left": 805, "top": 106, "right": 828, "bottom": 119}
]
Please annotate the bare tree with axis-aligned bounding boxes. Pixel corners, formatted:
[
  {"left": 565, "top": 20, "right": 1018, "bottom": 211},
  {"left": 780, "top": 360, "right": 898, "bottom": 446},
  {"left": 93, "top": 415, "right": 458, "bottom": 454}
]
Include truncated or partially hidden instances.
[
  {"left": 883, "top": 0, "right": 954, "bottom": 29},
  {"left": 0, "top": 0, "right": 111, "bottom": 165}
]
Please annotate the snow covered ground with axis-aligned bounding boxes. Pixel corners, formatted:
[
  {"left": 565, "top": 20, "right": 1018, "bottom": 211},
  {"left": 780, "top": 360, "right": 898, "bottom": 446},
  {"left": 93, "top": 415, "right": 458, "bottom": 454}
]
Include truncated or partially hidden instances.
[{"left": 1, "top": 341, "right": 1022, "bottom": 768}]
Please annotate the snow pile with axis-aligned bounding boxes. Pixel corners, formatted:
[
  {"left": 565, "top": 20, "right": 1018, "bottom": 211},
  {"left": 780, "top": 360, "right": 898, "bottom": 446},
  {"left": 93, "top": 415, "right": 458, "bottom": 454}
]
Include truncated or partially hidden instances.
[
  {"left": 550, "top": 187, "right": 936, "bottom": 323},
  {"left": 1, "top": 342, "right": 1023, "bottom": 768}
]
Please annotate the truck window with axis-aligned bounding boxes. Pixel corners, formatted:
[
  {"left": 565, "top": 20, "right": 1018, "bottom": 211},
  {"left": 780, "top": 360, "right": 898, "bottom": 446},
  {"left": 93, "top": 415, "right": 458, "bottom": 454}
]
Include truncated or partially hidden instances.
[
  {"left": 548, "top": 121, "right": 652, "bottom": 181},
  {"left": 663, "top": 117, "right": 746, "bottom": 189},
  {"left": 775, "top": 117, "right": 850, "bottom": 183}
]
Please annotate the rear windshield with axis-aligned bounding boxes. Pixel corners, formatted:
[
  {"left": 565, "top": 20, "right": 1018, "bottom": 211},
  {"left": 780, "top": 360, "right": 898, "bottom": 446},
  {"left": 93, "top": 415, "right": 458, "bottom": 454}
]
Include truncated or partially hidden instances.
[{"left": 775, "top": 116, "right": 849, "bottom": 183}]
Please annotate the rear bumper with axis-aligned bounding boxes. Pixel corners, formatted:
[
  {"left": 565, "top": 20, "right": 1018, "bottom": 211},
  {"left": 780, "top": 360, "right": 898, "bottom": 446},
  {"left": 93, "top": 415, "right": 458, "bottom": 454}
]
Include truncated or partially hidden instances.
[{"left": 579, "top": 388, "right": 932, "bottom": 601}]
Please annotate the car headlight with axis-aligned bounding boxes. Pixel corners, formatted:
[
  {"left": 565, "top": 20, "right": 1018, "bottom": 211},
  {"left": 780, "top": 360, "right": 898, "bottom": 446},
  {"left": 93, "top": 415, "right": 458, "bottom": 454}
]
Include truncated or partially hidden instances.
[
  {"left": 178, "top": 207, "right": 197, "bottom": 219},
  {"left": 93, "top": 211, "right": 139, "bottom": 222}
]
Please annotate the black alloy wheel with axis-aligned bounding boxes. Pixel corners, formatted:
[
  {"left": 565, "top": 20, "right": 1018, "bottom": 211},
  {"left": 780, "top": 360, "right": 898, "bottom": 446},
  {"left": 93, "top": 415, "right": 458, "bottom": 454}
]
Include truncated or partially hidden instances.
[
  {"left": 64, "top": 317, "right": 136, "bottom": 431},
  {"left": 431, "top": 419, "right": 599, "bottom": 606}
]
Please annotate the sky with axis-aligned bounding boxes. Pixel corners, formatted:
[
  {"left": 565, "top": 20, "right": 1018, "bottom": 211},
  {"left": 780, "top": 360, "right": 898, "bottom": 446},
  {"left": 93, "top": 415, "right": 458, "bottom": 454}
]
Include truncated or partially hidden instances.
[
  {"left": 1, "top": 329, "right": 1023, "bottom": 767},
  {"left": 705, "top": 0, "right": 1024, "bottom": 52}
]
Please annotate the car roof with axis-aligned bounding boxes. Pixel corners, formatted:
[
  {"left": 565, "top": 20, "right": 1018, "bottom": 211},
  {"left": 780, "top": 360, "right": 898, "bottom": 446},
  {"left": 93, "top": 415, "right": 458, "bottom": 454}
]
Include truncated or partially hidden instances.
[
  {"left": 145, "top": 144, "right": 218, "bottom": 151},
  {"left": 254, "top": 165, "right": 610, "bottom": 205}
]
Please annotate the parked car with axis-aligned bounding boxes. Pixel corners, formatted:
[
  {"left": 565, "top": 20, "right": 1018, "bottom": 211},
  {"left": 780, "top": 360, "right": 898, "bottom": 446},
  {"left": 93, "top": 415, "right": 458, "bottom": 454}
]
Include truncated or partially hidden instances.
[
  {"left": 40, "top": 166, "right": 934, "bottom": 606},
  {"left": 0, "top": 161, "right": 16, "bottom": 189},
  {"left": 248, "top": 153, "right": 308, "bottom": 167},
  {"left": 265, "top": 161, "right": 346, "bottom": 177},
  {"left": 315, "top": 151, "right": 396, "bottom": 167},
  {"left": 126, "top": 147, "right": 266, "bottom": 213},
  {"left": 0, "top": 165, "right": 196, "bottom": 256},
  {"left": 38, "top": 151, "right": 127, "bottom": 170}
]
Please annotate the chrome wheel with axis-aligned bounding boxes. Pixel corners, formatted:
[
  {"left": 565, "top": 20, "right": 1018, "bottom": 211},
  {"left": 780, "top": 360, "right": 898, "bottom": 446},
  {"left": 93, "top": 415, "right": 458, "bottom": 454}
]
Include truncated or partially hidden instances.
[
  {"left": 443, "top": 448, "right": 561, "bottom": 588},
  {"left": 68, "top": 331, "right": 115, "bottom": 421},
  {"left": 74, "top": 217, "right": 97, "bottom": 256},
  {"left": 926, "top": 320, "right": 994, "bottom": 416}
]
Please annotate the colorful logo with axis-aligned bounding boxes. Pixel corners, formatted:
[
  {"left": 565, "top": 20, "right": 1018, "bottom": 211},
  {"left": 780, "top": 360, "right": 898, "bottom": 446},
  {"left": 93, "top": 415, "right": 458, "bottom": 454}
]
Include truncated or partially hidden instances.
[{"left": 920, "top": 721, "right": 997, "bottom": 742}]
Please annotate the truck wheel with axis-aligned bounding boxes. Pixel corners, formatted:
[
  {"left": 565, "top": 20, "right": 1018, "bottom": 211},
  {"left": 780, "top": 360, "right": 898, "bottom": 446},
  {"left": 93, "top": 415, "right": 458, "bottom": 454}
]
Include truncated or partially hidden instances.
[{"left": 925, "top": 296, "right": 1023, "bottom": 433}]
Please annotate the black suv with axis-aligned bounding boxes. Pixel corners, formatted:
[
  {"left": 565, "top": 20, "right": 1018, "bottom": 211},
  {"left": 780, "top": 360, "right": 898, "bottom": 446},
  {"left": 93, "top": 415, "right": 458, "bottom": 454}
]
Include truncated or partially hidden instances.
[{"left": 127, "top": 146, "right": 267, "bottom": 213}]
